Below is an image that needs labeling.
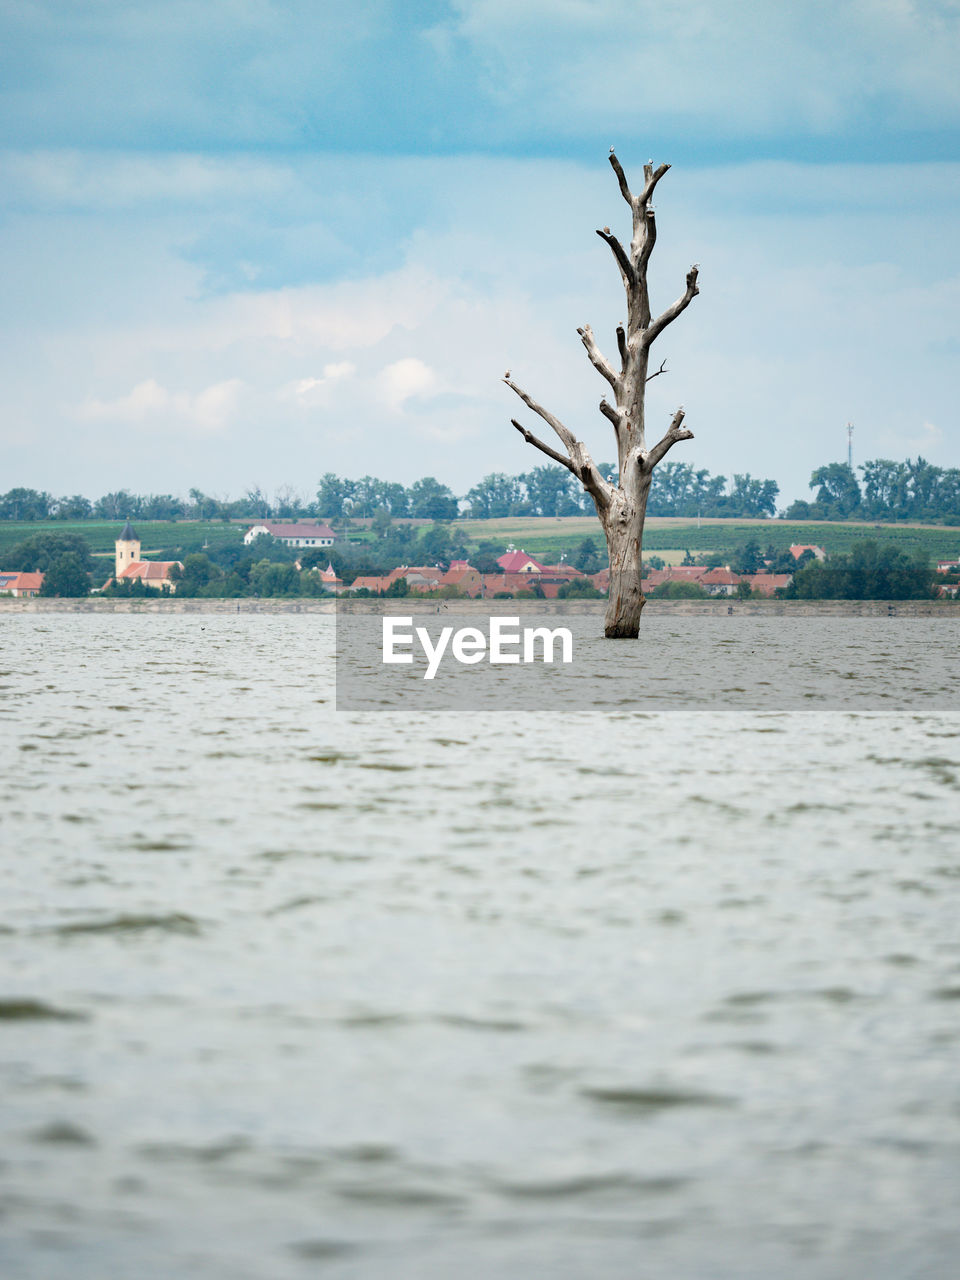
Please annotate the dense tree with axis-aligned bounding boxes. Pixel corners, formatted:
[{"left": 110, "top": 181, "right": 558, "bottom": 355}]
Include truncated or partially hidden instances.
[
  {"left": 520, "top": 466, "right": 584, "bottom": 516},
  {"left": 408, "top": 477, "right": 458, "bottom": 520},
  {"left": 94, "top": 491, "right": 141, "bottom": 520},
  {"left": 38, "top": 552, "right": 90, "bottom": 597},
  {"left": 464, "top": 473, "right": 524, "bottom": 518},
  {"left": 731, "top": 538, "right": 763, "bottom": 575},
  {"left": 0, "top": 488, "right": 53, "bottom": 521},
  {"left": 171, "top": 553, "right": 220, "bottom": 596},
  {"left": 573, "top": 537, "right": 603, "bottom": 573},
  {"left": 784, "top": 455, "right": 960, "bottom": 523},
  {"left": 787, "top": 541, "right": 935, "bottom": 600},
  {"left": 52, "top": 494, "right": 93, "bottom": 520},
  {"left": 6, "top": 532, "right": 95, "bottom": 574},
  {"left": 810, "top": 463, "right": 862, "bottom": 518},
  {"left": 728, "top": 474, "right": 779, "bottom": 518}
]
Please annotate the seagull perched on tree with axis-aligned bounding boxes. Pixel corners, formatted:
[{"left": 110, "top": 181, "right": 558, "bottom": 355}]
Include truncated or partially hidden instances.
[{"left": 504, "top": 370, "right": 511, "bottom": 379}]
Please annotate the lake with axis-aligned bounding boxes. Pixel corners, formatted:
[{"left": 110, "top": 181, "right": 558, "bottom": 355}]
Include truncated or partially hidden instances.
[{"left": 2, "top": 613, "right": 959, "bottom": 1279}]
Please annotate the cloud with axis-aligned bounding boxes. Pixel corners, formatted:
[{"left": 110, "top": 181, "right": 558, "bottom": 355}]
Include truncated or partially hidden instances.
[
  {"left": 377, "top": 358, "right": 439, "bottom": 411},
  {"left": 2, "top": 152, "right": 957, "bottom": 502},
  {"left": 79, "top": 377, "right": 242, "bottom": 431},
  {"left": 284, "top": 362, "right": 357, "bottom": 404},
  {"left": 2, "top": 1, "right": 959, "bottom": 160},
  {"left": 432, "top": 0, "right": 960, "bottom": 147},
  {"left": 880, "top": 420, "right": 945, "bottom": 458}
]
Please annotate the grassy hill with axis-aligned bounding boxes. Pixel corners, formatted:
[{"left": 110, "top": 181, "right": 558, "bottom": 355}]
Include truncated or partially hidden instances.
[
  {"left": 455, "top": 516, "right": 960, "bottom": 563},
  {"left": 0, "top": 519, "right": 248, "bottom": 560},
  {"left": 1, "top": 514, "right": 958, "bottom": 566}
]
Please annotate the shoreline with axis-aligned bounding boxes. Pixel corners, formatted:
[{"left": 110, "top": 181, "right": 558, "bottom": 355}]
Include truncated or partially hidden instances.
[{"left": 2, "top": 598, "right": 958, "bottom": 617}]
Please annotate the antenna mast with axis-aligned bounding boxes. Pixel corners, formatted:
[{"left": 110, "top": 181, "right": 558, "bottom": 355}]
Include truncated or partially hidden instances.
[{"left": 847, "top": 421, "right": 854, "bottom": 469}]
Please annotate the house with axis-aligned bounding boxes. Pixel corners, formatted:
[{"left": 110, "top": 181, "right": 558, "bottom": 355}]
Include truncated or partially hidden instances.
[
  {"left": 110, "top": 521, "right": 182, "bottom": 593},
  {"left": 789, "top": 544, "right": 826, "bottom": 561},
  {"left": 437, "top": 566, "right": 483, "bottom": 597},
  {"left": 496, "top": 549, "right": 549, "bottom": 574},
  {"left": 0, "top": 571, "right": 44, "bottom": 597},
  {"left": 700, "top": 567, "right": 741, "bottom": 597},
  {"left": 743, "top": 572, "right": 793, "bottom": 597},
  {"left": 244, "top": 521, "right": 336, "bottom": 548},
  {"left": 538, "top": 562, "right": 585, "bottom": 583},
  {"left": 313, "top": 562, "right": 343, "bottom": 592},
  {"left": 935, "top": 559, "right": 960, "bottom": 573},
  {"left": 641, "top": 566, "right": 708, "bottom": 592},
  {"left": 346, "top": 575, "right": 391, "bottom": 593}
]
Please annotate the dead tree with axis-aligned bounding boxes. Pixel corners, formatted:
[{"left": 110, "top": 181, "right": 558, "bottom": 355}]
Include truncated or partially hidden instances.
[{"left": 505, "top": 150, "right": 699, "bottom": 637}]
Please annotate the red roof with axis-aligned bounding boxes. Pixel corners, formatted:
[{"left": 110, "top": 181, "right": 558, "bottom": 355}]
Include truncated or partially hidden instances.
[
  {"left": 538, "top": 564, "right": 585, "bottom": 580},
  {"left": 119, "top": 560, "right": 181, "bottom": 582},
  {"left": 701, "top": 568, "right": 740, "bottom": 585},
  {"left": 0, "top": 571, "right": 44, "bottom": 591},
  {"left": 789, "top": 544, "right": 825, "bottom": 559},
  {"left": 744, "top": 573, "right": 793, "bottom": 596},
  {"left": 497, "top": 550, "right": 548, "bottom": 573}
]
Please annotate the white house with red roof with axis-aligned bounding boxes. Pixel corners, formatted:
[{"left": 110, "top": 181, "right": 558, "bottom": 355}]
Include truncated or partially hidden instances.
[
  {"left": 0, "top": 571, "right": 44, "bottom": 597},
  {"left": 244, "top": 521, "right": 336, "bottom": 548},
  {"left": 700, "top": 567, "right": 741, "bottom": 596}
]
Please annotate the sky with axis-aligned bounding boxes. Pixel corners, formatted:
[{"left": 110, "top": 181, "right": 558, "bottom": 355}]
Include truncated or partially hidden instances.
[{"left": 1, "top": 0, "right": 958, "bottom": 507}]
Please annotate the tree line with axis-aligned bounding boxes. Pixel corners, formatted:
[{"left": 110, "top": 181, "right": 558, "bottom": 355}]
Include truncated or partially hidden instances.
[
  {"left": 0, "top": 461, "right": 781, "bottom": 526},
  {"left": 6, "top": 455, "right": 960, "bottom": 532},
  {"left": 786, "top": 458, "right": 960, "bottom": 522}
]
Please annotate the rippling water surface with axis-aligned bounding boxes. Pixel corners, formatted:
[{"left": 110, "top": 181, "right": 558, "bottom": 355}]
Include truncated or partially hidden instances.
[{"left": 2, "top": 614, "right": 960, "bottom": 1279}]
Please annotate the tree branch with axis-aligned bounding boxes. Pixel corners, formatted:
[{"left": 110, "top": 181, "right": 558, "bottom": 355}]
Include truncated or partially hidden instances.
[
  {"left": 643, "top": 266, "right": 700, "bottom": 347},
  {"left": 599, "top": 399, "right": 622, "bottom": 428},
  {"left": 595, "top": 227, "right": 636, "bottom": 290},
  {"left": 639, "top": 162, "right": 670, "bottom": 207},
  {"left": 616, "top": 323, "right": 628, "bottom": 366},
  {"left": 637, "top": 208, "right": 657, "bottom": 272},
  {"left": 504, "top": 376, "right": 578, "bottom": 455},
  {"left": 608, "top": 151, "right": 634, "bottom": 205},
  {"left": 577, "top": 324, "right": 620, "bottom": 394},
  {"left": 644, "top": 408, "right": 694, "bottom": 470},
  {"left": 646, "top": 359, "right": 668, "bottom": 383},
  {"left": 511, "top": 420, "right": 577, "bottom": 475}
]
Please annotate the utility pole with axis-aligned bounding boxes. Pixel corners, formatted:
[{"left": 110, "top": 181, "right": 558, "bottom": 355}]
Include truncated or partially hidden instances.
[{"left": 847, "top": 422, "right": 854, "bottom": 469}]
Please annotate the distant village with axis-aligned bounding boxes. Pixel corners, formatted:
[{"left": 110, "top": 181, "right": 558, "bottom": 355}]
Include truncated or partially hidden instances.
[
  {"left": 3, "top": 518, "right": 959, "bottom": 601},
  {"left": 328, "top": 545, "right": 815, "bottom": 600}
]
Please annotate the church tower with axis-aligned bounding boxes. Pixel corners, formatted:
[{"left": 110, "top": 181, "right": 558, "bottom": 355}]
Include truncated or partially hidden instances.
[{"left": 115, "top": 519, "right": 140, "bottom": 580}]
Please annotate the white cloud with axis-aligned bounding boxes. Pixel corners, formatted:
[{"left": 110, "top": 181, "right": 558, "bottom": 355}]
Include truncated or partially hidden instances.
[
  {"left": 376, "top": 358, "right": 439, "bottom": 411},
  {"left": 284, "top": 362, "right": 357, "bottom": 404},
  {"left": 880, "top": 420, "right": 945, "bottom": 457},
  {"left": 2, "top": 154, "right": 957, "bottom": 500},
  {"left": 79, "top": 377, "right": 242, "bottom": 431}
]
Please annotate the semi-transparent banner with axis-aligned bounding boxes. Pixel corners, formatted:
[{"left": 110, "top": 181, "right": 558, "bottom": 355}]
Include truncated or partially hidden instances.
[{"left": 335, "top": 602, "right": 960, "bottom": 712}]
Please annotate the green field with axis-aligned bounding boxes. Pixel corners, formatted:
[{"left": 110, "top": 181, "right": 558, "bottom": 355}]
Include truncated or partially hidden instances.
[
  {"left": 456, "top": 516, "right": 960, "bottom": 563},
  {"left": 0, "top": 519, "right": 248, "bottom": 560},
  {"left": 1, "top": 514, "right": 958, "bottom": 566}
]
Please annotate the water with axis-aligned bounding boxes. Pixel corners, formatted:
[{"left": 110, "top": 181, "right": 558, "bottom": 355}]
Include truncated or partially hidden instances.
[{"left": 2, "top": 614, "right": 960, "bottom": 1279}]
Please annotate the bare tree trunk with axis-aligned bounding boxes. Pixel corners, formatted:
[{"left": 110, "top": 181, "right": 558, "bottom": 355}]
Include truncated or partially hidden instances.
[
  {"left": 603, "top": 478, "right": 650, "bottom": 638},
  {"left": 505, "top": 151, "right": 699, "bottom": 638}
]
